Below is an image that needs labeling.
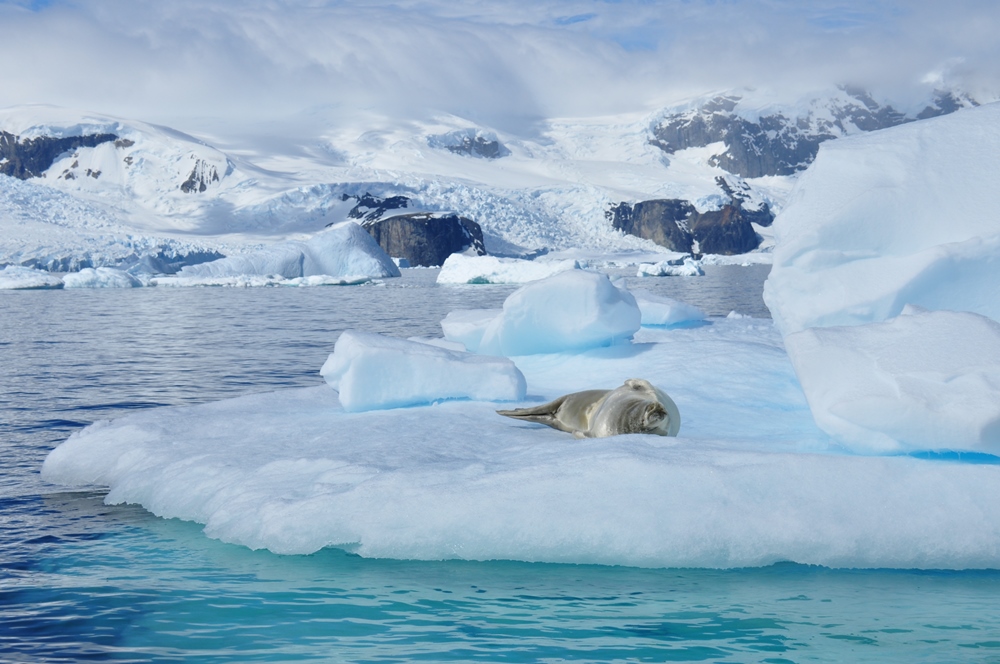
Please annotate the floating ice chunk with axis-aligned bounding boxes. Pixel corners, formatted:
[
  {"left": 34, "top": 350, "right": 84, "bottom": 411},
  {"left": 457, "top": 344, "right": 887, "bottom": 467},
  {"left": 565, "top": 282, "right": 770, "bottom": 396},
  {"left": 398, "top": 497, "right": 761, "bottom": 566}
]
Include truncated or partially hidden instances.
[
  {"left": 785, "top": 308, "right": 1000, "bottom": 453},
  {"left": 62, "top": 267, "right": 142, "bottom": 288},
  {"left": 178, "top": 222, "right": 400, "bottom": 280},
  {"left": 320, "top": 330, "right": 526, "bottom": 412},
  {"left": 441, "top": 308, "right": 502, "bottom": 352},
  {"left": 478, "top": 270, "right": 641, "bottom": 356},
  {"left": 764, "top": 103, "right": 1000, "bottom": 336},
  {"left": 637, "top": 258, "right": 704, "bottom": 277},
  {"left": 630, "top": 290, "right": 706, "bottom": 327},
  {"left": 0, "top": 265, "right": 63, "bottom": 289},
  {"left": 436, "top": 254, "right": 580, "bottom": 284},
  {"left": 282, "top": 275, "right": 373, "bottom": 287}
]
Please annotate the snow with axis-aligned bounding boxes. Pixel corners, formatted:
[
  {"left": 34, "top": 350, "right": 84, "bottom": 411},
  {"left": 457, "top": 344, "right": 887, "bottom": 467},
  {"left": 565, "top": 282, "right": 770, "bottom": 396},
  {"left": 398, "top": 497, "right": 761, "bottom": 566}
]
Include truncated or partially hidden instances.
[
  {"left": 62, "top": 267, "right": 142, "bottom": 288},
  {"left": 41, "top": 315, "right": 1000, "bottom": 569},
  {"left": 178, "top": 222, "right": 400, "bottom": 281},
  {"left": 319, "top": 330, "right": 526, "bottom": 412},
  {"left": 436, "top": 254, "right": 580, "bottom": 284},
  {"left": 637, "top": 258, "right": 704, "bottom": 277},
  {"left": 764, "top": 103, "right": 1000, "bottom": 452},
  {"left": 630, "top": 289, "right": 706, "bottom": 327},
  {"left": 477, "top": 270, "right": 641, "bottom": 356},
  {"left": 0, "top": 265, "right": 63, "bottom": 289}
]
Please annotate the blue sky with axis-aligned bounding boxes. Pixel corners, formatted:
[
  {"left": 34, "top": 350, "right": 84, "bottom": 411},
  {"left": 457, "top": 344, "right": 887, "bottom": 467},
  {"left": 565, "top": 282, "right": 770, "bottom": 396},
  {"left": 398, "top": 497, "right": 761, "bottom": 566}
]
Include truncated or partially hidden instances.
[{"left": 0, "top": 0, "right": 996, "bottom": 132}]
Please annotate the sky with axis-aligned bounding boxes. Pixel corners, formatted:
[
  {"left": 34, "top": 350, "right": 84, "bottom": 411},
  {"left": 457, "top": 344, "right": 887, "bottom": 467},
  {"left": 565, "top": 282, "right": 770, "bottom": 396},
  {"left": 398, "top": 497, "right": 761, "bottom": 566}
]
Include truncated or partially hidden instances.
[{"left": 0, "top": 0, "right": 998, "bottom": 136}]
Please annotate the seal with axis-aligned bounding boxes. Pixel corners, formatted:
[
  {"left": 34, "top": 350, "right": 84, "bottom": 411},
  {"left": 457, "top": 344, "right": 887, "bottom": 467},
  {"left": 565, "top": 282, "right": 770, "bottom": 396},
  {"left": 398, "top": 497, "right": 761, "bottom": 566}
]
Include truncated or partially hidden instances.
[{"left": 496, "top": 378, "right": 680, "bottom": 438}]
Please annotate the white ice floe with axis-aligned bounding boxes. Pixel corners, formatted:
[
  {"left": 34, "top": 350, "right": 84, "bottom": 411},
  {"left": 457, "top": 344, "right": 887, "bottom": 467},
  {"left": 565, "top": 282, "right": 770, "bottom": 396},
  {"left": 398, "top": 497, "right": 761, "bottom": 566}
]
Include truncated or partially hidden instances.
[
  {"left": 440, "top": 308, "right": 502, "bottom": 352},
  {"left": 785, "top": 307, "right": 1000, "bottom": 453},
  {"left": 62, "top": 267, "right": 142, "bottom": 288},
  {"left": 320, "top": 330, "right": 526, "bottom": 411},
  {"left": 178, "top": 222, "right": 400, "bottom": 281},
  {"left": 477, "top": 270, "right": 641, "bottom": 356},
  {"left": 630, "top": 289, "right": 706, "bottom": 327},
  {"left": 636, "top": 258, "right": 704, "bottom": 277},
  {"left": 436, "top": 254, "right": 580, "bottom": 284},
  {"left": 42, "top": 316, "right": 1000, "bottom": 569},
  {"left": 0, "top": 265, "right": 64, "bottom": 289}
]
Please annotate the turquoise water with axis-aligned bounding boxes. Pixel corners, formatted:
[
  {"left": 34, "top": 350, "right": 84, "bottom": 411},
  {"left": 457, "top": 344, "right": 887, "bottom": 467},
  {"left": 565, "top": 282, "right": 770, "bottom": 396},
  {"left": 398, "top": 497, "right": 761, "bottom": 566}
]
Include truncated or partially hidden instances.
[{"left": 3, "top": 265, "right": 1000, "bottom": 662}]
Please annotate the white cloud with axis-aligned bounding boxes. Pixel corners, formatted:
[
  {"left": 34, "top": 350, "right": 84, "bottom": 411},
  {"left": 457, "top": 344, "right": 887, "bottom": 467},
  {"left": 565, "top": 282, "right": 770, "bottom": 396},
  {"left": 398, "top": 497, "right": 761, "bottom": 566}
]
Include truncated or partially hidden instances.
[{"left": 0, "top": 0, "right": 998, "bottom": 137}]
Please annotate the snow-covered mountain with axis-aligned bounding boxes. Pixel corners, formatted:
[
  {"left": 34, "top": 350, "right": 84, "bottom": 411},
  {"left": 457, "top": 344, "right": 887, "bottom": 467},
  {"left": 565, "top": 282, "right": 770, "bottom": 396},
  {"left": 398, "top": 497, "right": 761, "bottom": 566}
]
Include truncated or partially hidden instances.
[
  {"left": 0, "top": 88, "right": 982, "bottom": 273},
  {"left": 651, "top": 87, "right": 978, "bottom": 178}
]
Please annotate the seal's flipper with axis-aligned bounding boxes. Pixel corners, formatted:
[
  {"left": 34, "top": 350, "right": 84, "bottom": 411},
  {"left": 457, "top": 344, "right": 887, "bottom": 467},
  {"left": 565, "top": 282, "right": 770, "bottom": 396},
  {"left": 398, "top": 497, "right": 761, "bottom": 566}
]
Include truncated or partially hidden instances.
[{"left": 496, "top": 396, "right": 572, "bottom": 432}]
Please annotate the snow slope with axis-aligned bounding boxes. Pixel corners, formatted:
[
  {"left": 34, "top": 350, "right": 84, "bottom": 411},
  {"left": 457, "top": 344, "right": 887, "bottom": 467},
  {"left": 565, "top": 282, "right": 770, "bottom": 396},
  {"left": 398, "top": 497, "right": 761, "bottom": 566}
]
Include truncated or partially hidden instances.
[{"left": 0, "top": 89, "right": 979, "bottom": 271}]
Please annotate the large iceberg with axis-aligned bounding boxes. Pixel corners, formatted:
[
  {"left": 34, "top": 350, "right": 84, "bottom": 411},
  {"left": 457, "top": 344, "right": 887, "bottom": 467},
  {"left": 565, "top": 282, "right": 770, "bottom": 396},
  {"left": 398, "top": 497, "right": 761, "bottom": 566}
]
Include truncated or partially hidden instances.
[
  {"left": 320, "top": 330, "right": 526, "bottom": 411},
  {"left": 764, "top": 103, "right": 1000, "bottom": 451},
  {"left": 764, "top": 103, "right": 1000, "bottom": 335},
  {"left": 436, "top": 254, "right": 580, "bottom": 284},
  {"left": 477, "top": 270, "right": 641, "bottom": 356},
  {"left": 178, "top": 222, "right": 400, "bottom": 280}
]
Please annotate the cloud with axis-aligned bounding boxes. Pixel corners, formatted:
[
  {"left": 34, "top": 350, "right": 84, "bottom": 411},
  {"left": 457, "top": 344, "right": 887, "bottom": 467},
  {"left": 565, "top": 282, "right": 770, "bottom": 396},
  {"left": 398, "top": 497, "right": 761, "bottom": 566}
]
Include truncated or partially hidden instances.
[{"left": 0, "top": 0, "right": 998, "bottom": 136}]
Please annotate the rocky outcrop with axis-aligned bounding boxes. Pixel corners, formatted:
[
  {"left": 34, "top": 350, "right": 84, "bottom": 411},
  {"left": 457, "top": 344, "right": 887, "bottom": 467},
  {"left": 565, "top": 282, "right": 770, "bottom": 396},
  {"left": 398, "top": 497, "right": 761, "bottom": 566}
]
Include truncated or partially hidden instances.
[
  {"left": 0, "top": 131, "right": 118, "bottom": 179},
  {"left": 427, "top": 129, "right": 510, "bottom": 159},
  {"left": 180, "top": 159, "right": 221, "bottom": 193},
  {"left": 651, "top": 89, "right": 977, "bottom": 178},
  {"left": 363, "top": 212, "right": 486, "bottom": 267},
  {"left": 335, "top": 192, "right": 487, "bottom": 266},
  {"left": 608, "top": 179, "right": 773, "bottom": 255}
]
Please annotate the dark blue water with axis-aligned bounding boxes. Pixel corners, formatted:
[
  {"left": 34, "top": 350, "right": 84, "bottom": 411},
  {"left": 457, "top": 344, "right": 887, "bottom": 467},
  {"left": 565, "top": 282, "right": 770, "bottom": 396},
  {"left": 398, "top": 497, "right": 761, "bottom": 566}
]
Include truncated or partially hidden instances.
[{"left": 4, "top": 265, "right": 1000, "bottom": 663}]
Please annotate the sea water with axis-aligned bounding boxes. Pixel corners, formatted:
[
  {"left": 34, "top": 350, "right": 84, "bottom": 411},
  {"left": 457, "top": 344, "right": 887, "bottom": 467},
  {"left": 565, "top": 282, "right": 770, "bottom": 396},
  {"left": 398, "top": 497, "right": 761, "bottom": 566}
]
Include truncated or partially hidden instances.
[{"left": 3, "top": 265, "right": 1000, "bottom": 663}]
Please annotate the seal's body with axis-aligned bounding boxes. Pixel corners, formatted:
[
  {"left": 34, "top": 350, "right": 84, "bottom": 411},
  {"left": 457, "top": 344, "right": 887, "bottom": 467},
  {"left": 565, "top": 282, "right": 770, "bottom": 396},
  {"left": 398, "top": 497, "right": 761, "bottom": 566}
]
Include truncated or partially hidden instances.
[{"left": 497, "top": 378, "right": 680, "bottom": 438}]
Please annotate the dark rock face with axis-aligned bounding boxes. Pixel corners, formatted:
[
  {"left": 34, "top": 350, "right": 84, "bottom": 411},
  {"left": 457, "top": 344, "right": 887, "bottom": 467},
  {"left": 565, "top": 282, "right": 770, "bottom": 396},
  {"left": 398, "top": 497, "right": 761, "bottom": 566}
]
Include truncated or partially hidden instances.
[
  {"left": 180, "top": 159, "right": 221, "bottom": 193},
  {"left": 651, "top": 89, "right": 976, "bottom": 178},
  {"left": 364, "top": 213, "right": 486, "bottom": 267},
  {"left": 332, "top": 192, "right": 487, "bottom": 266},
  {"left": 0, "top": 131, "right": 118, "bottom": 179},
  {"left": 608, "top": 180, "right": 772, "bottom": 255},
  {"left": 427, "top": 130, "right": 510, "bottom": 159}
]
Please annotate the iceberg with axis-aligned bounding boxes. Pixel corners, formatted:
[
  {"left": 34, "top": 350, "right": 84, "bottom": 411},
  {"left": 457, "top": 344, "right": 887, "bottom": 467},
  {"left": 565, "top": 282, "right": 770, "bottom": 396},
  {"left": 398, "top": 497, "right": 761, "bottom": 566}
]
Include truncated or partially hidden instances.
[
  {"left": 62, "top": 267, "right": 142, "bottom": 288},
  {"left": 764, "top": 103, "right": 1000, "bottom": 452},
  {"left": 320, "top": 330, "right": 526, "bottom": 412},
  {"left": 631, "top": 289, "right": 706, "bottom": 327},
  {"left": 477, "top": 270, "right": 641, "bottom": 356},
  {"left": 178, "top": 222, "right": 400, "bottom": 281},
  {"left": 436, "top": 254, "right": 580, "bottom": 284},
  {"left": 764, "top": 103, "right": 1000, "bottom": 336},
  {"left": 636, "top": 258, "right": 704, "bottom": 277},
  {"left": 0, "top": 265, "right": 64, "bottom": 289}
]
